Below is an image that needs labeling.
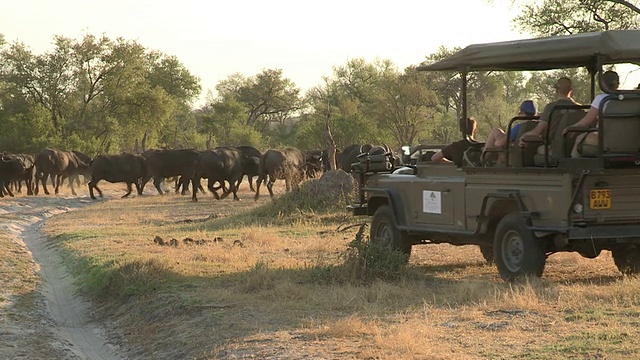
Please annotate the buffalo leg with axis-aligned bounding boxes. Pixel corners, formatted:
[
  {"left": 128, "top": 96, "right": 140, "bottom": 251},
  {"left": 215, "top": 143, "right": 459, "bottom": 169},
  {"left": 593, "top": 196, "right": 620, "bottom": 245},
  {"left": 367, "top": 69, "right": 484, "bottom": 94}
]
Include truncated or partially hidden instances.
[
  {"left": 235, "top": 176, "right": 244, "bottom": 193},
  {"left": 207, "top": 179, "right": 220, "bottom": 200},
  {"left": 174, "top": 176, "right": 183, "bottom": 194},
  {"left": 54, "top": 174, "right": 62, "bottom": 195},
  {"left": 41, "top": 173, "right": 52, "bottom": 195},
  {"left": 229, "top": 179, "right": 240, "bottom": 201},
  {"left": 69, "top": 176, "right": 77, "bottom": 196},
  {"left": 139, "top": 176, "right": 151, "bottom": 195},
  {"left": 266, "top": 175, "right": 275, "bottom": 199},
  {"left": 135, "top": 179, "right": 143, "bottom": 195},
  {"left": 218, "top": 180, "right": 231, "bottom": 200},
  {"left": 153, "top": 177, "right": 164, "bottom": 195},
  {"left": 88, "top": 179, "right": 103, "bottom": 199},
  {"left": 181, "top": 177, "right": 190, "bottom": 195},
  {"left": 191, "top": 177, "right": 199, "bottom": 202},
  {"left": 122, "top": 183, "right": 133, "bottom": 198},
  {"left": 3, "top": 183, "right": 15, "bottom": 197},
  {"left": 248, "top": 175, "right": 256, "bottom": 192},
  {"left": 26, "top": 176, "right": 33, "bottom": 196},
  {"left": 254, "top": 174, "right": 263, "bottom": 201}
]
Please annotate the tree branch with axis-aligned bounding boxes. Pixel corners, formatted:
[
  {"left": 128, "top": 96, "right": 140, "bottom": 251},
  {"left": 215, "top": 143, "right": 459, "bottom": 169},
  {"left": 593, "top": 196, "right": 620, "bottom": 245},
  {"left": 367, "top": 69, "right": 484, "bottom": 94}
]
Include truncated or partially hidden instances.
[{"left": 603, "top": 0, "right": 640, "bottom": 14}]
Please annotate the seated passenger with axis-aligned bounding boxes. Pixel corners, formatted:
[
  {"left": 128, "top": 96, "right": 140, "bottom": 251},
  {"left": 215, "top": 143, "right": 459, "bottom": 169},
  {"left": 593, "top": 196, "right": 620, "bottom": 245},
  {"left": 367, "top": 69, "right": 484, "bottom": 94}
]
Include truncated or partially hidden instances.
[
  {"left": 431, "top": 117, "right": 480, "bottom": 167},
  {"left": 485, "top": 100, "right": 537, "bottom": 150},
  {"left": 519, "top": 77, "right": 580, "bottom": 154},
  {"left": 563, "top": 71, "right": 619, "bottom": 157}
]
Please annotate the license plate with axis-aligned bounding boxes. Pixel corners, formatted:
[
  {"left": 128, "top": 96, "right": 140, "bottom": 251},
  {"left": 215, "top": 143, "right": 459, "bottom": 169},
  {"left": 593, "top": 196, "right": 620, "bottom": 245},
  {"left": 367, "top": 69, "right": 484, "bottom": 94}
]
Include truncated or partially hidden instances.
[{"left": 590, "top": 189, "right": 611, "bottom": 209}]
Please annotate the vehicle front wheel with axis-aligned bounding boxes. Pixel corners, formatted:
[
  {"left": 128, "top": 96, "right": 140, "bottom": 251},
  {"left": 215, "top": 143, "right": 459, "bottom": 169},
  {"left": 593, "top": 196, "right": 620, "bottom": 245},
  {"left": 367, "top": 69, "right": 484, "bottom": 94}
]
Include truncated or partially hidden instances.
[
  {"left": 370, "top": 205, "right": 412, "bottom": 262},
  {"left": 493, "top": 213, "right": 546, "bottom": 281},
  {"left": 612, "top": 245, "right": 640, "bottom": 275}
]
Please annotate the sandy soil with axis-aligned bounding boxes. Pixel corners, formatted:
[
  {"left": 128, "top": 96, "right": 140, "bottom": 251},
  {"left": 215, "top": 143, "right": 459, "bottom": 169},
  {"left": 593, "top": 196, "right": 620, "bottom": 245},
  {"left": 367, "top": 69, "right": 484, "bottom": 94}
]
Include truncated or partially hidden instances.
[{"left": 0, "top": 195, "right": 126, "bottom": 360}]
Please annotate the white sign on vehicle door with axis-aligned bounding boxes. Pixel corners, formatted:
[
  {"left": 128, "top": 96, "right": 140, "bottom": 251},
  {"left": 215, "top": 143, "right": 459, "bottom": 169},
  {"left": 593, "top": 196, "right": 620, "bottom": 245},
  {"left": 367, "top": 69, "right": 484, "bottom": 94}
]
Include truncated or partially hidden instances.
[{"left": 423, "top": 190, "right": 442, "bottom": 214}]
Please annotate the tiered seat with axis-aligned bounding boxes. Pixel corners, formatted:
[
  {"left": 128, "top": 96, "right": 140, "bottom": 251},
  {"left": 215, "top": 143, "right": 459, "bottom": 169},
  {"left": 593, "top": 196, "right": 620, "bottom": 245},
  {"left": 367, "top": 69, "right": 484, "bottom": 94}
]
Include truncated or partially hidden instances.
[
  {"left": 481, "top": 116, "right": 539, "bottom": 167},
  {"left": 531, "top": 105, "right": 589, "bottom": 167}
]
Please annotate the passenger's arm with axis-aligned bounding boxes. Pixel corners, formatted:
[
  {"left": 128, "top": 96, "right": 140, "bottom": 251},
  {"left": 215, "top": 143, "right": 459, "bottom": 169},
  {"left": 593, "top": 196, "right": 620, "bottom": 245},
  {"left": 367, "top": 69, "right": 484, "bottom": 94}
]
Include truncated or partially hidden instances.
[
  {"left": 571, "top": 107, "right": 598, "bottom": 128},
  {"left": 518, "top": 121, "right": 547, "bottom": 147}
]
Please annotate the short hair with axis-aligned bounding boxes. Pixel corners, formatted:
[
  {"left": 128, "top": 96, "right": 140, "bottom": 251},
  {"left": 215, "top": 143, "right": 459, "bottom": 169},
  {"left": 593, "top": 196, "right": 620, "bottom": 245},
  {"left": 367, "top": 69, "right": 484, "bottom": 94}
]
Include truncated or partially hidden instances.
[
  {"left": 554, "top": 77, "right": 573, "bottom": 94},
  {"left": 459, "top": 117, "right": 477, "bottom": 137},
  {"left": 601, "top": 70, "right": 619, "bottom": 90}
]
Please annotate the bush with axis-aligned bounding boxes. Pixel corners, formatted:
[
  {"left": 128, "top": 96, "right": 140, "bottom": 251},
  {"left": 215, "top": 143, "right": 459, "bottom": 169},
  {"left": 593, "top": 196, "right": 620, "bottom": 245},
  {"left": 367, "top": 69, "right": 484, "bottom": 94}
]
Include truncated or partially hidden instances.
[{"left": 339, "top": 223, "right": 408, "bottom": 283}]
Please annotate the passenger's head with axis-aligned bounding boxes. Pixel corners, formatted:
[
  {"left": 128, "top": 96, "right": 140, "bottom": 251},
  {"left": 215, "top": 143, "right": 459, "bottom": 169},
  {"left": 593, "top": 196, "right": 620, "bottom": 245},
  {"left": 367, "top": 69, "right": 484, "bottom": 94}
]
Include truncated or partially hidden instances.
[
  {"left": 554, "top": 77, "right": 573, "bottom": 96},
  {"left": 518, "top": 100, "right": 537, "bottom": 116},
  {"left": 601, "top": 70, "right": 620, "bottom": 91},
  {"left": 459, "top": 117, "right": 477, "bottom": 137}
]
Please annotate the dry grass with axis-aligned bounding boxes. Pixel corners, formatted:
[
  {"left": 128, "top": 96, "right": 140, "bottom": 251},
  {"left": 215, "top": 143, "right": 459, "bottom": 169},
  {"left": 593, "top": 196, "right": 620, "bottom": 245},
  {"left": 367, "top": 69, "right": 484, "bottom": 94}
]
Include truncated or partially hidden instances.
[
  {"left": 36, "top": 179, "right": 640, "bottom": 359},
  {"left": 0, "top": 209, "right": 39, "bottom": 306}
]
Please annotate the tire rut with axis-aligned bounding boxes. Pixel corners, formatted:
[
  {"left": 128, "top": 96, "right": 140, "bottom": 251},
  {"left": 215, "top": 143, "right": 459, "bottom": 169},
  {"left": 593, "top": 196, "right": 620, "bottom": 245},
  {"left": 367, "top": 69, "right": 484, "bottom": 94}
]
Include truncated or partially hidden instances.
[{"left": 0, "top": 196, "right": 125, "bottom": 360}]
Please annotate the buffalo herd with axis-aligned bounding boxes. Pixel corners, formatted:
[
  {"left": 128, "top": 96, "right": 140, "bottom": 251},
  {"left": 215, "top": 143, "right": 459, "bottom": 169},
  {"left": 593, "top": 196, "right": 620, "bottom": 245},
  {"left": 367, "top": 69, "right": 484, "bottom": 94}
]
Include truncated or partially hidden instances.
[{"left": 0, "top": 144, "right": 395, "bottom": 201}]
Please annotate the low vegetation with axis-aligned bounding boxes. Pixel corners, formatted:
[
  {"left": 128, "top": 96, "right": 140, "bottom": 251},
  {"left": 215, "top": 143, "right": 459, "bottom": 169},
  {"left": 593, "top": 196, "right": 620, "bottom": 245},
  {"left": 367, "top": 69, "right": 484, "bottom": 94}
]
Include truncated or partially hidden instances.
[{"left": 33, "top": 181, "right": 640, "bottom": 359}]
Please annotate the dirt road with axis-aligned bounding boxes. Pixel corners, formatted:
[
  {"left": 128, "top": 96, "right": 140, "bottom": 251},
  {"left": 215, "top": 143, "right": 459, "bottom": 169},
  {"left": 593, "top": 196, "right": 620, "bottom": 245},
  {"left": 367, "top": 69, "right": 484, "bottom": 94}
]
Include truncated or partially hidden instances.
[{"left": 0, "top": 195, "right": 125, "bottom": 360}]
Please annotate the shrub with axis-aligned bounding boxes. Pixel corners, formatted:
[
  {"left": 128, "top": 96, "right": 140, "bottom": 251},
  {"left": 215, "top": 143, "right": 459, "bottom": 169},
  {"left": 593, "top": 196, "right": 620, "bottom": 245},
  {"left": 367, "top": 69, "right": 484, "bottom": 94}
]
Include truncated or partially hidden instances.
[{"left": 339, "top": 223, "right": 408, "bottom": 283}]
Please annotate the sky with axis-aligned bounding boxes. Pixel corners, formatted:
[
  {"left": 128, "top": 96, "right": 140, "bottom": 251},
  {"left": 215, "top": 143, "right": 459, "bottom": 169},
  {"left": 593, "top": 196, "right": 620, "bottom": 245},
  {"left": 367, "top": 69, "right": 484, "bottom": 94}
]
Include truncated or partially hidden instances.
[{"left": 2, "top": 0, "right": 638, "bottom": 107}]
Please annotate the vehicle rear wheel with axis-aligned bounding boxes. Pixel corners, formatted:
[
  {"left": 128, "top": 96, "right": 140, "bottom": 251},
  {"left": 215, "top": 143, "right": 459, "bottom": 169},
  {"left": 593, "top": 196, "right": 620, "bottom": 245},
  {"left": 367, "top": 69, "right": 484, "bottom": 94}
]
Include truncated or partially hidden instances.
[
  {"left": 370, "top": 205, "right": 412, "bottom": 262},
  {"left": 493, "top": 213, "right": 546, "bottom": 281},
  {"left": 612, "top": 245, "right": 640, "bottom": 275},
  {"left": 479, "top": 245, "right": 494, "bottom": 264}
]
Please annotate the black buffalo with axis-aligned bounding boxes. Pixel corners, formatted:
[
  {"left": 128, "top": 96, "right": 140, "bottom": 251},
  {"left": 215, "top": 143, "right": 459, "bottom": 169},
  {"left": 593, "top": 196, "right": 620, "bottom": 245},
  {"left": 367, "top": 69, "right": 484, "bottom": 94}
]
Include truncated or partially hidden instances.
[
  {"left": 235, "top": 145, "right": 262, "bottom": 192},
  {"left": 34, "top": 148, "right": 91, "bottom": 195},
  {"left": 192, "top": 147, "right": 243, "bottom": 202},
  {"left": 254, "top": 147, "right": 307, "bottom": 200},
  {"left": 88, "top": 153, "right": 146, "bottom": 199},
  {"left": 304, "top": 150, "right": 325, "bottom": 179},
  {"left": 141, "top": 149, "right": 199, "bottom": 195},
  {"left": 3, "top": 153, "right": 35, "bottom": 195},
  {"left": 0, "top": 153, "right": 27, "bottom": 198}
]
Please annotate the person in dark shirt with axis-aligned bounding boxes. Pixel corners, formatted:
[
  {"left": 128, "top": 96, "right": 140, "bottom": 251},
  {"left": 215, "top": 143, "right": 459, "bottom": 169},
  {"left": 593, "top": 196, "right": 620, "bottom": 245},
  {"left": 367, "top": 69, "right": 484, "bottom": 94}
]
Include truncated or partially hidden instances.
[{"left": 431, "top": 117, "right": 479, "bottom": 166}]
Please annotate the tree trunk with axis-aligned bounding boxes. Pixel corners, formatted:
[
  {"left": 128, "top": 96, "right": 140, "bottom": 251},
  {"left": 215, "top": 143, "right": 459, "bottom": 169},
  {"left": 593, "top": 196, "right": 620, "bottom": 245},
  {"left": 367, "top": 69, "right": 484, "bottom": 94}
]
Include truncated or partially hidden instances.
[
  {"left": 325, "top": 110, "right": 337, "bottom": 171},
  {"left": 206, "top": 134, "right": 213, "bottom": 150},
  {"left": 141, "top": 129, "right": 149, "bottom": 153}
]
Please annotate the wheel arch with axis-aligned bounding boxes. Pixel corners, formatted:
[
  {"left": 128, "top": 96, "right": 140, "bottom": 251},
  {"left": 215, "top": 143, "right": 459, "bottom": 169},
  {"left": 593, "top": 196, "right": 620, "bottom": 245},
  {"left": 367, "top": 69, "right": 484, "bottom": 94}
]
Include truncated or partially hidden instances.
[
  {"left": 366, "top": 188, "right": 408, "bottom": 227},
  {"left": 478, "top": 194, "right": 525, "bottom": 237}
]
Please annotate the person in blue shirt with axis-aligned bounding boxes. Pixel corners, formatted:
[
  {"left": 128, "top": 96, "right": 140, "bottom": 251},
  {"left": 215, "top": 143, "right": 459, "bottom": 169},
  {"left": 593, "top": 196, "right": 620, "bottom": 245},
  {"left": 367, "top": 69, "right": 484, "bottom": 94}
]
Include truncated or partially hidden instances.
[{"left": 485, "top": 100, "right": 537, "bottom": 150}]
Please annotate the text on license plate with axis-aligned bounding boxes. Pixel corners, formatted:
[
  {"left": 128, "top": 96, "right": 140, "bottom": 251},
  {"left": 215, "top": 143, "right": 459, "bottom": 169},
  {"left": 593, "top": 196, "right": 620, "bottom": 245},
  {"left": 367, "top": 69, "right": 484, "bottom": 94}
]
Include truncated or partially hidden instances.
[{"left": 590, "top": 189, "right": 611, "bottom": 209}]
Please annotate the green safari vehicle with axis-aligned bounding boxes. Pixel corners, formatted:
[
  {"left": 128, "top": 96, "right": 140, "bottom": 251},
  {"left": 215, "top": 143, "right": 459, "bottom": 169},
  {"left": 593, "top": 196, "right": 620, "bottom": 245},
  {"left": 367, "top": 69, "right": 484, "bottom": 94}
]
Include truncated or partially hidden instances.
[{"left": 350, "top": 30, "right": 640, "bottom": 281}]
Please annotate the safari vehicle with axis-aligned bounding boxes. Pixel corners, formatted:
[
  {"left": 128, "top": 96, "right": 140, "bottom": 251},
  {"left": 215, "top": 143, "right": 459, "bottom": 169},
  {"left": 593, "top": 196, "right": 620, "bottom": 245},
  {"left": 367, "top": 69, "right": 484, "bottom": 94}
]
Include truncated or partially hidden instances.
[{"left": 350, "top": 30, "right": 640, "bottom": 281}]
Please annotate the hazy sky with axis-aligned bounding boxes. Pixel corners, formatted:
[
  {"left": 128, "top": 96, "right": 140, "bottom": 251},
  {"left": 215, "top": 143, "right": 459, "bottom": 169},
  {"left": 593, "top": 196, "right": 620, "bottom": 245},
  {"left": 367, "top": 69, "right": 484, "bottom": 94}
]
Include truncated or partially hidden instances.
[{"left": 2, "top": 0, "right": 531, "bottom": 105}]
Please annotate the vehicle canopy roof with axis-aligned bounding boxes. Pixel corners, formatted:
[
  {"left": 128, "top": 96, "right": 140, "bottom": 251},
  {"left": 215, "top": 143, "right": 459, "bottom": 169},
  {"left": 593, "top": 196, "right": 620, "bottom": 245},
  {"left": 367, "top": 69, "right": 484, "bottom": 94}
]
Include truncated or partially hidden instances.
[{"left": 417, "top": 30, "right": 640, "bottom": 72}]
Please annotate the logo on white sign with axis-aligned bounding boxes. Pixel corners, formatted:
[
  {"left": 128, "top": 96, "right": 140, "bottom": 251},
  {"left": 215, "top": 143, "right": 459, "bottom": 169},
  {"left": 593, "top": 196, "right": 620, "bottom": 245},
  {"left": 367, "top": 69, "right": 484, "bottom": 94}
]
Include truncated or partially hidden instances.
[{"left": 423, "top": 190, "right": 442, "bottom": 214}]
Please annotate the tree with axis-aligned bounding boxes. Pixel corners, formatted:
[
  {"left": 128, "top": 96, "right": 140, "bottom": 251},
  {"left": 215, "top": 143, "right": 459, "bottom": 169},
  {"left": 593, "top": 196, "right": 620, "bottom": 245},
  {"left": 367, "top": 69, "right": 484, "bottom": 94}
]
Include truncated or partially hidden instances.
[
  {"left": 1, "top": 38, "right": 75, "bottom": 133},
  {"left": 0, "top": 33, "right": 201, "bottom": 154},
  {"left": 235, "top": 69, "right": 302, "bottom": 133},
  {"left": 513, "top": 0, "right": 640, "bottom": 36},
  {"left": 371, "top": 66, "right": 438, "bottom": 146}
]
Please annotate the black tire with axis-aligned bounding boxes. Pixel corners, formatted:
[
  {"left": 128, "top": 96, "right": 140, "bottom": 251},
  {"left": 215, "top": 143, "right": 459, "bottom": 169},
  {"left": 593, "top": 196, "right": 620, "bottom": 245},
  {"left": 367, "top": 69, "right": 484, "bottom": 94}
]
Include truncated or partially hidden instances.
[
  {"left": 493, "top": 213, "right": 546, "bottom": 281},
  {"left": 612, "top": 245, "right": 640, "bottom": 276},
  {"left": 370, "top": 205, "right": 412, "bottom": 262},
  {"left": 479, "top": 245, "right": 494, "bottom": 264}
]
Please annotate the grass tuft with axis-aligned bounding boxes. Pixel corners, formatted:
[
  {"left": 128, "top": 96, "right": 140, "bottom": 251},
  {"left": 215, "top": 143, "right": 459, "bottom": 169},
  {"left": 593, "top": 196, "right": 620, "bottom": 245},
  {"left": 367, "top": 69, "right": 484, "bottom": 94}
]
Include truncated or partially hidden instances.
[{"left": 82, "top": 257, "right": 172, "bottom": 300}]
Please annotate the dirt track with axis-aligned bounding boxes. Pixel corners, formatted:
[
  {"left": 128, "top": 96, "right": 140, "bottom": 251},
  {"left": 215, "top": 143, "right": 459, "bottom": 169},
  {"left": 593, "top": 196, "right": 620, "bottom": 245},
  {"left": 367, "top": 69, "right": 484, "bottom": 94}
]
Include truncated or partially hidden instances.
[{"left": 0, "top": 195, "right": 125, "bottom": 360}]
